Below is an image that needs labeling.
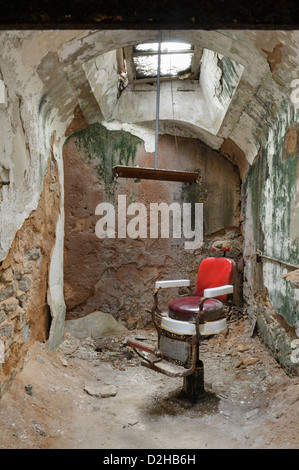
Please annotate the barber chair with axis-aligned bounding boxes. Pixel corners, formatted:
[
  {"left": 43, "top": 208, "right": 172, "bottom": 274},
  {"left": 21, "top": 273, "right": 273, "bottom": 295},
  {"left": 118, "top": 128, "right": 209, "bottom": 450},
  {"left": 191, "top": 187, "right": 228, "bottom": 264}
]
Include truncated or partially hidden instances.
[{"left": 127, "top": 245, "right": 235, "bottom": 402}]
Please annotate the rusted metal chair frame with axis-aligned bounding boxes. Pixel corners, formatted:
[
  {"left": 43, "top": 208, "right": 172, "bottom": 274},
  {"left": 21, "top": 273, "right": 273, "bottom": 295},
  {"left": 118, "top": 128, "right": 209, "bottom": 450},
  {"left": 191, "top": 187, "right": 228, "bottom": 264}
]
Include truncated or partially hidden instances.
[
  {"left": 127, "top": 283, "right": 210, "bottom": 378},
  {"left": 127, "top": 248, "right": 235, "bottom": 378}
]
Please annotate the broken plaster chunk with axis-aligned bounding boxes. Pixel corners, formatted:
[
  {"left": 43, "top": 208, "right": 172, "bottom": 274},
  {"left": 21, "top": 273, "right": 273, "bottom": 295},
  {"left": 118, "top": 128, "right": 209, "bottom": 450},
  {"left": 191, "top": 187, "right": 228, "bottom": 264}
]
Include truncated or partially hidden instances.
[
  {"left": 245, "top": 408, "right": 259, "bottom": 420},
  {"left": 290, "top": 339, "right": 299, "bottom": 349},
  {"left": 84, "top": 384, "right": 101, "bottom": 397},
  {"left": 128, "top": 420, "right": 138, "bottom": 427},
  {"left": 84, "top": 384, "right": 117, "bottom": 398},
  {"left": 36, "top": 356, "right": 45, "bottom": 364},
  {"left": 64, "top": 311, "right": 127, "bottom": 340},
  {"left": 290, "top": 340, "right": 299, "bottom": 364},
  {"left": 100, "top": 385, "right": 117, "bottom": 398},
  {"left": 236, "top": 356, "right": 260, "bottom": 369},
  {"left": 0, "top": 80, "right": 6, "bottom": 106},
  {"left": 59, "top": 356, "right": 68, "bottom": 367},
  {"left": 281, "top": 269, "right": 299, "bottom": 288},
  {"left": 237, "top": 343, "right": 250, "bottom": 353},
  {"left": 57, "top": 335, "right": 80, "bottom": 355}
]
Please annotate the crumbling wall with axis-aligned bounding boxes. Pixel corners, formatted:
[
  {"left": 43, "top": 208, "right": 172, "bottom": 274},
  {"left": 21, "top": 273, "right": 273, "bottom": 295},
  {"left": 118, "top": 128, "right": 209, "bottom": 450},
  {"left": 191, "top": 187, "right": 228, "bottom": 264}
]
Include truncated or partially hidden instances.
[
  {"left": 63, "top": 122, "right": 242, "bottom": 328},
  {"left": 243, "top": 102, "right": 299, "bottom": 375},
  {"left": 0, "top": 28, "right": 296, "bottom": 394},
  {"left": 0, "top": 31, "right": 86, "bottom": 359},
  {"left": 200, "top": 48, "right": 244, "bottom": 133},
  {"left": 0, "top": 157, "right": 60, "bottom": 397}
]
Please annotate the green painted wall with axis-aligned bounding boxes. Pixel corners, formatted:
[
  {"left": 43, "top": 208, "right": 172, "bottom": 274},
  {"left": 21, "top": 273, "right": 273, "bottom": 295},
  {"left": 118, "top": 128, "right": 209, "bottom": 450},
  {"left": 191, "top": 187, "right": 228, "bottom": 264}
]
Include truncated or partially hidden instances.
[
  {"left": 66, "top": 122, "right": 142, "bottom": 200},
  {"left": 246, "top": 103, "right": 299, "bottom": 327}
]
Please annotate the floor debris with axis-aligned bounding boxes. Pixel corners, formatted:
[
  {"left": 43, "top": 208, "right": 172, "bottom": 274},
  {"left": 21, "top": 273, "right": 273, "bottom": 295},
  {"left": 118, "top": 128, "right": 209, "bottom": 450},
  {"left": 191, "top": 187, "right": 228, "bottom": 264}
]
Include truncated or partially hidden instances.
[{"left": 0, "top": 315, "right": 298, "bottom": 449}]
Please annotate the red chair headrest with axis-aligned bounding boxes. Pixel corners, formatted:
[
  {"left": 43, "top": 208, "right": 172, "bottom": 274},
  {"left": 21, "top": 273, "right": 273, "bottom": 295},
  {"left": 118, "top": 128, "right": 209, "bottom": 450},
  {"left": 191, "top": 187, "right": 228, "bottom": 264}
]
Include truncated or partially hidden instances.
[{"left": 212, "top": 246, "right": 230, "bottom": 252}]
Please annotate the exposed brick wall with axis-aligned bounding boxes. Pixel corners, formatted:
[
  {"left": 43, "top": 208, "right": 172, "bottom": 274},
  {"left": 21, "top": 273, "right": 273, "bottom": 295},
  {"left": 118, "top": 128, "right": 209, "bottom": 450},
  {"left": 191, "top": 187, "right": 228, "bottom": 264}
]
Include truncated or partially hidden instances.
[{"left": 0, "top": 156, "right": 60, "bottom": 397}]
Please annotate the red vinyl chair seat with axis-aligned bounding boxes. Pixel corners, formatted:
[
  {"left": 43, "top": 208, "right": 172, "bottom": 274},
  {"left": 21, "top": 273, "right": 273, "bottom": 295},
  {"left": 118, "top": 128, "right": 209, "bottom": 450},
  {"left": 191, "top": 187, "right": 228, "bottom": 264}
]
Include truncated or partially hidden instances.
[{"left": 168, "top": 296, "right": 223, "bottom": 322}]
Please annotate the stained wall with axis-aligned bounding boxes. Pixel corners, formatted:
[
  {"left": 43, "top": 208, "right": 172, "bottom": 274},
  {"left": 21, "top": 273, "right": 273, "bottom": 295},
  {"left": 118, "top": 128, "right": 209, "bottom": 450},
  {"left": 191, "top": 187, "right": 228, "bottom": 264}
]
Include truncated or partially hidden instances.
[
  {"left": 243, "top": 103, "right": 299, "bottom": 374},
  {"left": 63, "top": 122, "right": 242, "bottom": 328}
]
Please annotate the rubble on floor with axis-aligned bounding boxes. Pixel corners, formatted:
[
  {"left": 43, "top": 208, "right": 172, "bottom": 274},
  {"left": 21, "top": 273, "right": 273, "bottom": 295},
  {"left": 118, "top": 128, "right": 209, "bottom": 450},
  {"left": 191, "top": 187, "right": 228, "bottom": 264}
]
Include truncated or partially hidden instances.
[{"left": 0, "top": 312, "right": 298, "bottom": 449}]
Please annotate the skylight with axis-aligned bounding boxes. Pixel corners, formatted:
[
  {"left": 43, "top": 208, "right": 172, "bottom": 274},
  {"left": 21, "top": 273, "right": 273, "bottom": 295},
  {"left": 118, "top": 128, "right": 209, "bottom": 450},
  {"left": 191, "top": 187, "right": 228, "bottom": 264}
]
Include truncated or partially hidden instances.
[{"left": 132, "top": 42, "right": 194, "bottom": 80}]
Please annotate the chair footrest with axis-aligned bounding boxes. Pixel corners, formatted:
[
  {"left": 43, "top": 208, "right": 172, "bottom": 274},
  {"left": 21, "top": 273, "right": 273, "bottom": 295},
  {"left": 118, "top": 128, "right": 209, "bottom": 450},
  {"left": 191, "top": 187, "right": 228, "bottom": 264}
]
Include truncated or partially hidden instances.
[{"left": 141, "top": 354, "right": 194, "bottom": 378}]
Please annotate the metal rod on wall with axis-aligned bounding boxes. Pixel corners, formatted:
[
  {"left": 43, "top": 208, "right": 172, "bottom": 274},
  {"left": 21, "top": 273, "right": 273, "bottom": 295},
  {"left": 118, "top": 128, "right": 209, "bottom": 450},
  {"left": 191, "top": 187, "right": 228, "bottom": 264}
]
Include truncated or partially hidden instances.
[{"left": 255, "top": 251, "right": 298, "bottom": 270}]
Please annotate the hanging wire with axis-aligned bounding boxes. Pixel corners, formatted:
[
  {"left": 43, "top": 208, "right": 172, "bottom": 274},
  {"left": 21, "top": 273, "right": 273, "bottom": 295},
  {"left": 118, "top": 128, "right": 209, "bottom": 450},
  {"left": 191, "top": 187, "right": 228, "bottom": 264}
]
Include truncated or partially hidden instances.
[
  {"left": 170, "top": 56, "right": 179, "bottom": 155},
  {"left": 168, "top": 31, "right": 179, "bottom": 156},
  {"left": 112, "top": 30, "right": 198, "bottom": 184},
  {"left": 154, "top": 30, "right": 162, "bottom": 169}
]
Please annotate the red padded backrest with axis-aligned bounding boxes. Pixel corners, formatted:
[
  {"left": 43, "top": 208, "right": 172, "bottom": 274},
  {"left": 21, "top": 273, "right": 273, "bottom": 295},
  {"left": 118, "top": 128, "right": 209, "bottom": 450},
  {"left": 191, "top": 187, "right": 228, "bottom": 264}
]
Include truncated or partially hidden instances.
[{"left": 194, "top": 257, "right": 235, "bottom": 301}]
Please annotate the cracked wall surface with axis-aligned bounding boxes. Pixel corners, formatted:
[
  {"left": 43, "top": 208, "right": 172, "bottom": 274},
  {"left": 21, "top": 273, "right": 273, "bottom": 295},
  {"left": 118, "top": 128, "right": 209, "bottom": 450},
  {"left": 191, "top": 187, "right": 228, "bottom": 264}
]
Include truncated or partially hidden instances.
[
  {"left": 243, "top": 102, "right": 299, "bottom": 374},
  {"left": 0, "top": 157, "right": 60, "bottom": 397},
  {"left": 0, "top": 28, "right": 298, "bottom": 395}
]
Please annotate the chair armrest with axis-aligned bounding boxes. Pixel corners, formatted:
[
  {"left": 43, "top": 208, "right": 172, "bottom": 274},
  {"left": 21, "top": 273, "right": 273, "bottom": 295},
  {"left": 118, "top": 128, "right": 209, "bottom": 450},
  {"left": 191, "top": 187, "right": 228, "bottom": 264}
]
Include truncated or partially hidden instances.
[
  {"left": 152, "top": 280, "right": 191, "bottom": 320},
  {"left": 155, "top": 279, "right": 190, "bottom": 290},
  {"left": 203, "top": 285, "right": 234, "bottom": 298}
]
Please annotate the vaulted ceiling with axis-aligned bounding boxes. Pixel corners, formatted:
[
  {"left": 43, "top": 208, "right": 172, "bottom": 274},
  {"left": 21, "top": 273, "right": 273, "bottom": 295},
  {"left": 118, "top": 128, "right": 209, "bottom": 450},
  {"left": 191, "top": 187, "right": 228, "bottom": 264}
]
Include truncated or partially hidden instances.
[
  {"left": 35, "top": 29, "right": 299, "bottom": 176},
  {"left": 0, "top": 28, "right": 298, "bottom": 260}
]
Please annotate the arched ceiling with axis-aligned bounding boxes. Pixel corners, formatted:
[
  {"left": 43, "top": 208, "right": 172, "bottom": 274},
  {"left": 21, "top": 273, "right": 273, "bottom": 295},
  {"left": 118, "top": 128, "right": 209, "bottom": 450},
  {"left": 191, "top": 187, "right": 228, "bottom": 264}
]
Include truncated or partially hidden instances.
[
  {"left": 0, "top": 28, "right": 297, "bottom": 255},
  {"left": 32, "top": 29, "right": 299, "bottom": 176}
]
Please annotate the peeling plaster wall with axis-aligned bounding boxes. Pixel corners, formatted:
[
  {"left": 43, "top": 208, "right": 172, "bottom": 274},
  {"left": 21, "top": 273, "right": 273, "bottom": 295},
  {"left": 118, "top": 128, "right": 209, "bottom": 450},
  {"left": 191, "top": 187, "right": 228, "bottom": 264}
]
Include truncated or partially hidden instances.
[
  {"left": 83, "top": 50, "right": 119, "bottom": 122},
  {"left": 0, "top": 31, "right": 87, "bottom": 359},
  {"left": 0, "top": 157, "right": 60, "bottom": 397},
  {"left": 200, "top": 48, "right": 244, "bottom": 133},
  {"left": 0, "top": 31, "right": 85, "bottom": 261},
  {"left": 0, "top": 35, "right": 46, "bottom": 261},
  {"left": 243, "top": 101, "right": 299, "bottom": 374}
]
